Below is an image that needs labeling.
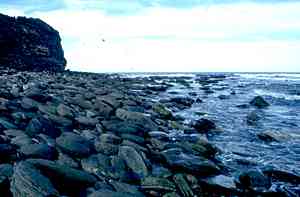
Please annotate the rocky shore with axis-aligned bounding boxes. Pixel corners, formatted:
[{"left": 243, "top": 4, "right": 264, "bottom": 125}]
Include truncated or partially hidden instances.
[{"left": 0, "top": 69, "right": 299, "bottom": 197}]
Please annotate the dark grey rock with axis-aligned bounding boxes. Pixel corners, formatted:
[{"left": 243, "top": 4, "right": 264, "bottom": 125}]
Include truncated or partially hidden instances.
[
  {"left": 56, "top": 152, "right": 79, "bottom": 169},
  {"left": 162, "top": 148, "right": 220, "bottom": 176},
  {"left": 93, "top": 100, "right": 114, "bottom": 118},
  {"left": 250, "top": 96, "right": 270, "bottom": 108},
  {"left": 116, "top": 108, "right": 157, "bottom": 131},
  {"left": 169, "top": 97, "right": 194, "bottom": 107},
  {"left": 94, "top": 141, "right": 119, "bottom": 156},
  {"left": 81, "top": 153, "right": 110, "bottom": 176},
  {"left": 56, "top": 103, "right": 74, "bottom": 118},
  {"left": 110, "top": 181, "right": 144, "bottom": 197},
  {"left": 26, "top": 116, "right": 60, "bottom": 138},
  {"left": 20, "top": 97, "right": 39, "bottom": 110},
  {"left": 19, "top": 143, "right": 56, "bottom": 160},
  {"left": 263, "top": 167, "right": 300, "bottom": 184},
  {"left": 238, "top": 170, "right": 271, "bottom": 190},
  {"left": 88, "top": 189, "right": 136, "bottom": 197},
  {"left": 0, "top": 164, "right": 13, "bottom": 196},
  {"left": 101, "top": 120, "right": 144, "bottom": 136},
  {"left": 10, "top": 161, "right": 59, "bottom": 197},
  {"left": 192, "top": 118, "right": 216, "bottom": 133},
  {"left": 27, "top": 159, "right": 97, "bottom": 187},
  {"left": 10, "top": 135, "right": 32, "bottom": 147},
  {"left": 173, "top": 174, "right": 194, "bottom": 197},
  {"left": 118, "top": 146, "right": 148, "bottom": 179},
  {"left": 0, "top": 143, "right": 17, "bottom": 162},
  {"left": 141, "top": 177, "right": 176, "bottom": 192},
  {"left": 75, "top": 116, "right": 98, "bottom": 128},
  {"left": 205, "top": 175, "right": 236, "bottom": 191},
  {"left": 56, "top": 132, "right": 92, "bottom": 157},
  {"left": 0, "top": 118, "right": 17, "bottom": 130}
]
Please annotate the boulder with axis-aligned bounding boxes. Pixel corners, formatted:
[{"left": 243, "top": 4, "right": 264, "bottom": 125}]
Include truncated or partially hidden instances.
[
  {"left": 19, "top": 143, "right": 56, "bottom": 160},
  {"left": 257, "top": 130, "right": 291, "bottom": 142},
  {"left": 0, "top": 13, "right": 66, "bottom": 72},
  {"left": 118, "top": 146, "right": 148, "bottom": 179},
  {"left": 192, "top": 118, "right": 216, "bottom": 133},
  {"left": 26, "top": 116, "right": 60, "bottom": 138},
  {"left": 10, "top": 161, "right": 59, "bottom": 197},
  {"left": 27, "top": 159, "right": 97, "bottom": 195},
  {"left": 161, "top": 148, "right": 220, "bottom": 176},
  {"left": 250, "top": 96, "right": 270, "bottom": 108},
  {"left": 56, "top": 132, "right": 92, "bottom": 158},
  {"left": 116, "top": 108, "right": 157, "bottom": 131}
]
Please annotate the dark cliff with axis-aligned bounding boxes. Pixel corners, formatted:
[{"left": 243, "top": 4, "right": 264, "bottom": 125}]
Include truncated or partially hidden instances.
[{"left": 0, "top": 13, "right": 66, "bottom": 72}]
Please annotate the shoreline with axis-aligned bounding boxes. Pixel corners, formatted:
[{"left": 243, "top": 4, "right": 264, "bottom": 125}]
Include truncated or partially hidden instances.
[{"left": 0, "top": 69, "right": 299, "bottom": 196}]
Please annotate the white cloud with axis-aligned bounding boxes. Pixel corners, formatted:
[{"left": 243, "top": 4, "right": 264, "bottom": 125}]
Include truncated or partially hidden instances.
[{"left": 2, "top": 1, "right": 300, "bottom": 72}]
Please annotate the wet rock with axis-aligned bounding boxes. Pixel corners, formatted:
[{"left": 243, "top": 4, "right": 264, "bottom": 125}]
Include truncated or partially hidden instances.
[
  {"left": 0, "top": 143, "right": 17, "bottom": 162},
  {"left": 3, "top": 129, "right": 27, "bottom": 138},
  {"left": 56, "top": 132, "right": 92, "bottom": 157},
  {"left": 26, "top": 116, "right": 60, "bottom": 138},
  {"left": 88, "top": 189, "right": 137, "bottom": 197},
  {"left": 0, "top": 118, "right": 17, "bottom": 130},
  {"left": 218, "top": 95, "right": 230, "bottom": 100},
  {"left": 162, "top": 192, "right": 181, "bottom": 197},
  {"left": 45, "top": 113, "right": 73, "bottom": 128},
  {"left": 20, "top": 97, "right": 39, "bottom": 110},
  {"left": 120, "top": 134, "right": 145, "bottom": 145},
  {"left": 27, "top": 159, "right": 97, "bottom": 188},
  {"left": 162, "top": 148, "right": 220, "bottom": 176},
  {"left": 102, "top": 120, "right": 144, "bottom": 136},
  {"left": 192, "top": 118, "right": 216, "bottom": 133},
  {"left": 97, "top": 94, "right": 123, "bottom": 109},
  {"left": 257, "top": 130, "right": 291, "bottom": 142},
  {"left": 56, "top": 103, "right": 74, "bottom": 118},
  {"left": 116, "top": 108, "right": 157, "bottom": 131},
  {"left": 110, "top": 181, "right": 145, "bottom": 196},
  {"left": 81, "top": 153, "right": 110, "bottom": 175},
  {"left": 250, "top": 96, "right": 270, "bottom": 108},
  {"left": 119, "top": 146, "right": 148, "bottom": 179},
  {"left": 169, "top": 97, "right": 194, "bottom": 107},
  {"left": 148, "top": 131, "right": 170, "bottom": 141},
  {"left": 173, "top": 174, "right": 194, "bottom": 197},
  {"left": 151, "top": 166, "right": 172, "bottom": 178},
  {"left": 93, "top": 100, "right": 114, "bottom": 118},
  {"left": 10, "top": 161, "right": 59, "bottom": 197},
  {"left": 25, "top": 89, "right": 52, "bottom": 103},
  {"left": 69, "top": 95, "right": 93, "bottom": 109},
  {"left": 0, "top": 13, "right": 66, "bottom": 72},
  {"left": 19, "top": 143, "right": 56, "bottom": 160},
  {"left": 152, "top": 103, "right": 173, "bottom": 120},
  {"left": 94, "top": 140, "right": 119, "bottom": 156},
  {"left": 0, "top": 164, "right": 13, "bottom": 196},
  {"left": 57, "top": 152, "right": 79, "bottom": 169},
  {"left": 238, "top": 170, "right": 271, "bottom": 190},
  {"left": 99, "top": 133, "right": 122, "bottom": 145},
  {"left": 141, "top": 177, "right": 176, "bottom": 192},
  {"left": 204, "top": 175, "right": 236, "bottom": 191},
  {"left": 246, "top": 111, "right": 260, "bottom": 125},
  {"left": 10, "top": 135, "right": 32, "bottom": 147},
  {"left": 75, "top": 116, "right": 98, "bottom": 128},
  {"left": 263, "top": 167, "right": 300, "bottom": 184}
]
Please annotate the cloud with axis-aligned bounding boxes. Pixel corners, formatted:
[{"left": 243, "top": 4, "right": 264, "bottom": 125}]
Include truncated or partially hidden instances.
[
  {"left": 1, "top": 0, "right": 300, "bottom": 72},
  {"left": 0, "top": 0, "right": 65, "bottom": 13}
]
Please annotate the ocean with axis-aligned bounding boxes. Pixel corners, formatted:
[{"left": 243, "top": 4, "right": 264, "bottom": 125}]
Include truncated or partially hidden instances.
[{"left": 122, "top": 72, "right": 300, "bottom": 192}]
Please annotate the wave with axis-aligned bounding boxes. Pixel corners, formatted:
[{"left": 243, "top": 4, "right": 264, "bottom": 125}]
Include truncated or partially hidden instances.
[
  {"left": 239, "top": 73, "right": 300, "bottom": 81},
  {"left": 254, "top": 89, "right": 300, "bottom": 101}
]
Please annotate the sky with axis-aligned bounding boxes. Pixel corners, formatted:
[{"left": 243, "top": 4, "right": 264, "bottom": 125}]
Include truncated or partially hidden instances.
[{"left": 1, "top": 0, "right": 300, "bottom": 72}]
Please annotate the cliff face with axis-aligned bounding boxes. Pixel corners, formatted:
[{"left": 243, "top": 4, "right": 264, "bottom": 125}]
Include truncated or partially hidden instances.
[{"left": 0, "top": 13, "right": 66, "bottom": 72}]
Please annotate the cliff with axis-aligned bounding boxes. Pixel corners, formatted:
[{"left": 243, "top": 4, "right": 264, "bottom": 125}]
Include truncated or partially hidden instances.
[{"left": 0, "top": 13, "right": 66, "bottom": 72}]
